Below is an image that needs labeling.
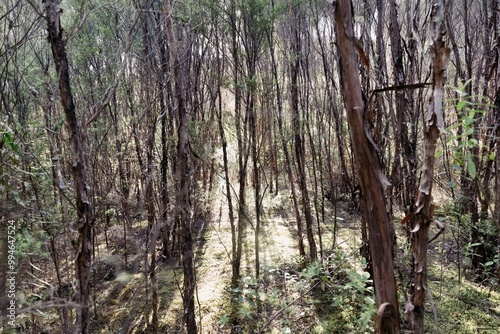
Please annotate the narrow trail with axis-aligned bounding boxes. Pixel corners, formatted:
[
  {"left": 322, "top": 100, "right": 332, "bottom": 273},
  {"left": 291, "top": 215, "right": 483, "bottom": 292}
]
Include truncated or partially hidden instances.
[
  {"left": 191, "top": 176, "right": 306, "bottom": 332},
  {"left": 192, "top": 182, "right": 233, "bottom": 332}
]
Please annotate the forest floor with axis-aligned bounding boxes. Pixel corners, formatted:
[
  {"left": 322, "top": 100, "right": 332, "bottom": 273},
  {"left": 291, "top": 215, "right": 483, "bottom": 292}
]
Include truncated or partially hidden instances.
[
  {"left": 16, "top": 178, "right": 500, "bottom": 333},
  {"left": 85, "top": 178, "right": 500, "bottom": 334}
]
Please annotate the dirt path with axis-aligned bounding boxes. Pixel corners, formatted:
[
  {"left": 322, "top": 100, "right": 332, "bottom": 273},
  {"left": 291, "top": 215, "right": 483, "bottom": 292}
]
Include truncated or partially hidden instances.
[{"left": 189, "top": 178, "right": 304, "bottom": 332}]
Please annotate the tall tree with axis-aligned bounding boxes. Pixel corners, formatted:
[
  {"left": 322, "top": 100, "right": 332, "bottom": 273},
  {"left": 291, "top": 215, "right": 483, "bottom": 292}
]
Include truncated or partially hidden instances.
[
  {"left": 408, "top": 1, "right": 449, "bottom": 332},
  {"left": 266, "top": 19, "right": 306, "bottom": 259},
  {"left": 163, "top": 0, "right": 197, "bottom": 332},
  {"left": 44, "top": 0, "right": 92, "bottom": 332},
  {"left": 240, "top": 0, "right": 266, "bottom": 278},
  {"left": 387, "top": 0, "right": 415, "bottom": 212},
  {"left": 333, "top": 0, "right": 401, "bottom": 332},
  {"left": 229, "top": 0, "right": 249, "bottom": 287},
  {"left": 290, "top": 2, "right": 317, "bottom": 262},
  {"left": 491, "top": 26, "right": 500, "bottom": 285}
]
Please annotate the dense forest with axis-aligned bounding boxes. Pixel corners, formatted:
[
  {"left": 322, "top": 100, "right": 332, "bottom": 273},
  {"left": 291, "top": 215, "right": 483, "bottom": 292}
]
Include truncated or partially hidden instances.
[{"left": 1, "top": 0, "right": 500, "bottom": 333}]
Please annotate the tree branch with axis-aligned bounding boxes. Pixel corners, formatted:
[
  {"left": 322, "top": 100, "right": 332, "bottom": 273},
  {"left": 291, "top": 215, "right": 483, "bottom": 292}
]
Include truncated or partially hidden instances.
[{"left": 84, "top": 14, "right": 140, "bottom": 129}]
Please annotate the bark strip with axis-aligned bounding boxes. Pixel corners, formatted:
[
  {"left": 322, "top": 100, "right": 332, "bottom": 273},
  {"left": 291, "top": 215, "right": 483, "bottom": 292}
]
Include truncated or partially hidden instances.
[
  {"left": 44, "top": 1, "right": 92, "bottom": 333},
  {"left": 409, "top": 1, "right": 450, "bottom": 333},
  {"left": 333, "top": 1, "right": 401, "bottom": 333}
]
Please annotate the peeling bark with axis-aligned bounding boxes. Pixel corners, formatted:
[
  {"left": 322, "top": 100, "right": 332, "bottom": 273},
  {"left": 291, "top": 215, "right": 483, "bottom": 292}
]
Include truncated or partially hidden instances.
[
  {"left": 44, "top": 1, "right": 92, "bottom": 333},
  {"left": 408, "top": 1, "right": 450, "bottom": 333},
  {"left": 333, "top": 1, "right": 401, "bottom": 333}
]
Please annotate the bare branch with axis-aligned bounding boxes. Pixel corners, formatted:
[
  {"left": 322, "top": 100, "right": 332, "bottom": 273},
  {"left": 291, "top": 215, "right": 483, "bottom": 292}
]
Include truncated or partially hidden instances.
[{"left": 84, "top": 13, "right": 140, "bottom": 129}]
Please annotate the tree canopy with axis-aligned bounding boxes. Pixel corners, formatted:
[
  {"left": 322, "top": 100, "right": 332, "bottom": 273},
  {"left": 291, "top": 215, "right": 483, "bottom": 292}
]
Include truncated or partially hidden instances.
[{"left": 1, "top": 0, "right": 499, "bottom": 333}]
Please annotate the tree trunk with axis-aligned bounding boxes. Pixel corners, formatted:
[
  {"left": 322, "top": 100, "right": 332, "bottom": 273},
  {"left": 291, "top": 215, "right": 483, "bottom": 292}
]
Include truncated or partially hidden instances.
[
  {"left": 267, "top": 26, "right": 306, "bottom": 259},
  {"left": 158, "top": 13, "right": 174, "bottom": 260},
  {"left": 0, "top": 219, "right": 7, "bottom": 327},
  {"left": 230, "top": 0, "right": 250, "bottom": 287},
  {"left": 216, "top": 73, "right": 236, "bottom": 289},
  {"left": 493, "top": 37, "right": 500, "bottom": 284},
  {"left": 44, "top": 2, "right": 92, "bottom": 333},
  {"left": 408, "top": 1, "right": 450, "bottom": 332},
  {"left": 250, "top": 88, "right": 261, "bottom": 278},
  {"left": 291, "top": 5, "right": 317, "bottom": 262},
  {"left": 333, "top": 1, "right": 401, "bottom": 333},
  {"left": 111, "top": 100, "right": 132, "bottom": 230},
  {"left": 388, "top": 0, "right": 413, "bottom": 211},
  {"left": 213, "top": 20, "right": 237, "bottom": 289},
  {"left": 163, "top": 1, "right": 197, "bottom": 333},
  {"left": 306, "top": 109, "right": 324, "bottom": 259},
  {"left": 43, "top": 71, "right": 71, "bottom": 331}
]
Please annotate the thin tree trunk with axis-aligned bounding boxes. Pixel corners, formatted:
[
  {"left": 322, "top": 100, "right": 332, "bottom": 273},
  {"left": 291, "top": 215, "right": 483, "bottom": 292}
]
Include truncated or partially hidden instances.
[
  {"left": 163, "top": 1, "right": 197, "bottom": 333},
  {"left": 267, "top": 26, "right": 306, "bottom": 259},
  {"left": 44, "top": 1, "right": 92, "bottom": 333},
  {"left": 250, "top": 89, "right": 261, "bottom": 278},
  {"left": 306, "top": 111, "right": 324, "bottom": 259},
  {"left": 291, "top": 5, "right": 317, "bottom": 262},
  {"left": 42, "top": 72, "right": 71, "bottom": 331},
  {"left": 216, "top": 88, "right": 236, "bottom": 287},
  {"left": 388, "top": 0, "right": 412, "bottom": 210},
  {"left": 230, "top": 0, "right": 250, "bottom": 288},
  {"left": 408, "top": 1, "right": 449, "bottom": 332},
  {"left": 214, "top": 23, "right": 237, "bottom": 289},
  {"left": 478, "top": 0, "right": 496, "bottom": 220},
  {"left": 146, "top": 63, "right": 158, "bottom": 334},
  {"left": 333, "top": 1, "right": 401, "bottom": 332},
  {"left": 493, "top": 38, "right": 500, "bottom": 284},
  {"left": 112, "top": 101, "right": 132, "bottom": 230},
  {"left": 149, "top": 221, "right": 159, "bottom": 334},
  {"left": 158, "top": 14, "right": 174, "bottom": 260},
  {"left": 160, "top": 86, "right": 171, "bottom": 259}
]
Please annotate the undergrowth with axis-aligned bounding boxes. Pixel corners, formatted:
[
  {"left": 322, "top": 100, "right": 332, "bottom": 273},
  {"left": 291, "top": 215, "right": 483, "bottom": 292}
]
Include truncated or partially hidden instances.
[{"left": 217, "top": 250, "right": 376, "bottom": 334}]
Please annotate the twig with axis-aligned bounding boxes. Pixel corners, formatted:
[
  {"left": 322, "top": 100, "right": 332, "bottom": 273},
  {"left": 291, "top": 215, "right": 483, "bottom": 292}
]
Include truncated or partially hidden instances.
[
  {"left": 84, "top": 13, "right": 140, "bottom": 129},
  {"left": 257, "top": 279, "right": 321, "bottom": 334},
  {"left": 426, "top": 287, "right": 440, "bottom": 333},
  {"left": 8, "top": 299, "right": 84, "bottom": 318}
]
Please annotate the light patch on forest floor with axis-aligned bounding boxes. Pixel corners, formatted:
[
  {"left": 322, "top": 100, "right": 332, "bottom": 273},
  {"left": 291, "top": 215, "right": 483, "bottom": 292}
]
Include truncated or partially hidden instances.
[
  {"left": 88, "top": 178, "right": 500, "bottom": 333},
  {"left": 178, "top": 186, "right": 365, "bottom": 333}
]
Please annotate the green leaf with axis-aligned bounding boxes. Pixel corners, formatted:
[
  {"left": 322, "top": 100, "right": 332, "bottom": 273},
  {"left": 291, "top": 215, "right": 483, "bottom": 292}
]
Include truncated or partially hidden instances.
[
  {"left": 434, "top": 150, "right": 443, "bottom": 158},
  {"left": 218, "top": 314, "right": 230, "bottom": 325},
  {"left": 2, "top": 133, "right": 18, "bottom": 152},
  {"left": 467, "top": 138, "right": 478, "bottom": 146},
  {"left": 489, "top": 152, "right": 496, "bottom": 161},
  {"left": 464, "top": 115, "right": 474, "bottom": 126},
  {"left": 456, "top": 100, "right": 466, "bottom": 111},
  {"left": 464, "top": 128, "right": 474, "bottom": 136},
  {"left": 13, "top": 191, "right": 25, "bottom": 206},
  {"left": 466, "top": 152, "right": 476, "bottom": 179}
]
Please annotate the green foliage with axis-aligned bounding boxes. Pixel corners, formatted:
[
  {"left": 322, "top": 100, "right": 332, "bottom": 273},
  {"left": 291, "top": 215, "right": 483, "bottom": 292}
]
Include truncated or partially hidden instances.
[
  {"left": 239, "top": 0, "right": 274, "bottom": 35},
  {"left": 444, "top": 80, "right": 490, "bottom": 181},
  {"left": 1, "top": 116, "right": 54, "bottom": 213},
  {"left": 443, "top": 202, "right": 500, "bottom": 281},
  {"left": 220, "top": 252, "right": 377, "bottom": 333},
  {"left": 325, "top": 252, "right": 376, "bottom": 333},
  {"left": 228, "top": 276, "right": 260, "bottom": 322},
  {"left": 426, "top": 265, "right": 500, "bottom": 334},
  {"left": 2, "top": 132, "right": 19, "bottom": 153},
  {"left": 15, "top": 224, "right": 50, "bottom": 258}
]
